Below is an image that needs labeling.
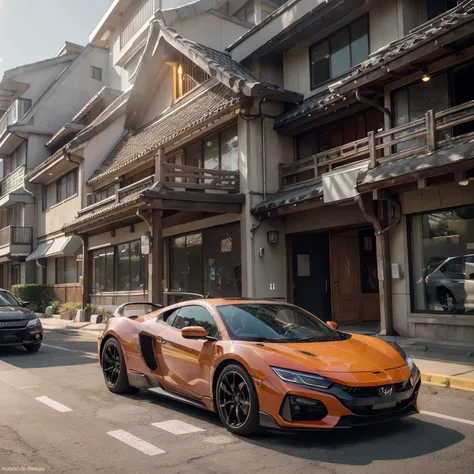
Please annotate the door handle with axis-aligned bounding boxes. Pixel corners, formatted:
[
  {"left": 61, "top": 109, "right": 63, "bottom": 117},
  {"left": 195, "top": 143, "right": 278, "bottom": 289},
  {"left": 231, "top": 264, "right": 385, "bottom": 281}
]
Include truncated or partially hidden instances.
[{"left": 156, "top": 337, "right": 166, "bottom": 344}]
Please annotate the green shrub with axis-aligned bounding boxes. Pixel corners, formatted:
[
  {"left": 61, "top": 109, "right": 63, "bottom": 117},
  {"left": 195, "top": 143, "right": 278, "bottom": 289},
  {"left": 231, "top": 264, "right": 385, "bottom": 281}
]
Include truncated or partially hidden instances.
[
  {"left": 50, "top": 300, "right": 61, "bottom": 314},
  {"left": 11, "top": 284, "right": 46, "bottom": 306},
  {"left": 60, "top": 302, "right": 82, "bottom": 320},
  {"left": 85, "top": 303, "right": 99, "bottom": 315},
  {"left": 98, "top": 307, "right": 112, "bottom": 317}
]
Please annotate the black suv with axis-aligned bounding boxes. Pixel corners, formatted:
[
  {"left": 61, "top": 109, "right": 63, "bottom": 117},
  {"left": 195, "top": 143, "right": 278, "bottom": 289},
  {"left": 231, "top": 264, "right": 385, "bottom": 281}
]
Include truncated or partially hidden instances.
[{"left": 0, "top": 289, "right": 43, "bottom": 352}]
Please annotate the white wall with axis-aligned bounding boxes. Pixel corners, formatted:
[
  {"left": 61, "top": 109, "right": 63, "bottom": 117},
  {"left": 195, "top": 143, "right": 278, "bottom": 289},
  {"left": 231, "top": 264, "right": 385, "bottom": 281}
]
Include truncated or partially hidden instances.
[
  {"left": 27, "top": 134, "right": 51, "bottom": 169},
  {"left": 173, "top": 12, "right": 250, "bottom": 51},
  {"left": 30, "top": 47, "right": 109, "bottom": 133},
  {"left": 141, "top": 68, "right": 174, "bottom": 125}
]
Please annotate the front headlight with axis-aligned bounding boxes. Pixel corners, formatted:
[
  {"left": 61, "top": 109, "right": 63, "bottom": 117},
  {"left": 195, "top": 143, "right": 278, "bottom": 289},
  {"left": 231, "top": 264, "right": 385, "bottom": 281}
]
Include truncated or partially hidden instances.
[
  {"left": 389, "top": 341, "right": 419, "bottom": 385},
  {"left": 271, "top": 367, "right": 333, "bottom": 389},
  {"left": 388, "top": 341, "right": 407, "bottom": 359},
  {"left": 27, "top": 318, "right": 41, "bottom": 328}
]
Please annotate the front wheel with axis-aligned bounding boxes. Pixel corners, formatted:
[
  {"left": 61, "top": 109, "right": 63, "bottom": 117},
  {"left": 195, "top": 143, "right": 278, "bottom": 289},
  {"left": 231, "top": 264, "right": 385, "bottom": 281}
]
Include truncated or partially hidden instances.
[
  {"left": 24, "top": 343, "right": 41, "bottom": 353},
  {"left": 216, "top": 364, "right": 260, "bottom": 436},
  {"left": 101, "top": 338, "right": 138, "bottom": 394}
]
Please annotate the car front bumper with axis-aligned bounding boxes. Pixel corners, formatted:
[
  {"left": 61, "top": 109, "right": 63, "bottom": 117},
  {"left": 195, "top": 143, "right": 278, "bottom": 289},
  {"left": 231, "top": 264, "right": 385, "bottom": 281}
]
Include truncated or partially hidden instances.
[
  {"left": 256, "top": 369, "right": 421, "bottom": 430},
  {"left": 0, "top": 326, "right": 43, "bottom": 347}
]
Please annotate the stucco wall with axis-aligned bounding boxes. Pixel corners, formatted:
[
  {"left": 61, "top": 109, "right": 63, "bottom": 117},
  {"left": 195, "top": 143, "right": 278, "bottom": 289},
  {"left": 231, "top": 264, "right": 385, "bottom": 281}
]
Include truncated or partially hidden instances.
[
  {"left": 173, "top": 13, "right": 250, "bottom": 51},
  {"left": 27, "top": 134, "right": 51, "bottom": 169},
  {"left": 141, "top": 68, "right": 174, "bottom": 125},
  {"left": 31, "top": 47, "right": 109, "bottom": 133}
]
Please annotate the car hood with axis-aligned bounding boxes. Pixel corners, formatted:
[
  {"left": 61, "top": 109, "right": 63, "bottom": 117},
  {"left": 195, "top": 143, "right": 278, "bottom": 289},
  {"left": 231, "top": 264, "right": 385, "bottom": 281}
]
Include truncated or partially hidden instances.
[
  {"left": 0, "top": 306, "right": 36, "bottom": 321},
  {"left": 241, "top": 334, "right": 406, "bottom": 374}
]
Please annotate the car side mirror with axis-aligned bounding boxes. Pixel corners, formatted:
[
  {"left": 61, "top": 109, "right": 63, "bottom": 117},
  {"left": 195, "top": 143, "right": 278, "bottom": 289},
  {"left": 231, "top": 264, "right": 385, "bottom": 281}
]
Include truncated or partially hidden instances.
[
  {"left": 20, "top": 301, "right": 31, "bottom": 307},
  {"left": 181, "top": 326, "right": 209, "bottom": 339},
  {"left": 327, "top": 321, "right": 338, "bottom": 330}
]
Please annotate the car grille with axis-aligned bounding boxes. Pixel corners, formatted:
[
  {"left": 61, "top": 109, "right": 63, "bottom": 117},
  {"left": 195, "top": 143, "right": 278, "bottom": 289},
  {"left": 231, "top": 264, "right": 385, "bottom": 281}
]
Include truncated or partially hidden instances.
[
  {"left": 336, "top": 379, "right": 412, "bottom": 397},
  {"left": 0, "top": 320, "right": 28, "bottom": 329},
  {"left": 0, "top": 329, "right": 26, "bottom": 343}
]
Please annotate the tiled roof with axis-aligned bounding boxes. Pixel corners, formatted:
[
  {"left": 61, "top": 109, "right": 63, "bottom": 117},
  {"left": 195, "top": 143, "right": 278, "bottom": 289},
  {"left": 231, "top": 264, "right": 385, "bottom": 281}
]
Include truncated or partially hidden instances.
[
  {"left": 62, "top": 187, "right": 146, "bottom": 233},
  {"left": 330, "top": 0, "right": 474, "bottom": 93},
  {"left": 67, "top": 89, "right": 131, "bottom": 151},
  {"left": 156, "top": 17, "right": 302, "bottom": 103},
  {"left": 274, "top": 90, "right": 343, "bottom": 129},
  {"left": 251, "top": 182, "right": 324, "bottom": 215},
  {"left": 87, "top": 81, "right": 240, "bottom": 185},
  {"left": 357, "top": 139, "right": 474, "bottom": 190}
]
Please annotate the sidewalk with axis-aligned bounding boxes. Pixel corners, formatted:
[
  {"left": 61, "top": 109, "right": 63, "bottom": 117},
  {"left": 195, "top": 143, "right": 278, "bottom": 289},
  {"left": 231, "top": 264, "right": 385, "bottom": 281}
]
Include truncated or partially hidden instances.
[{"left": 39, "top": 317, "right": 474, "bottom": 391}]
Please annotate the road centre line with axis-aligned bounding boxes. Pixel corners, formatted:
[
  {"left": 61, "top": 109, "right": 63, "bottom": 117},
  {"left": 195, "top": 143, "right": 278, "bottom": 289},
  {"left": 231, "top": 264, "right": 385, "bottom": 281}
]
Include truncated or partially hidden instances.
[
  {"left": 420, "top": 410, "right": 474, "bottom": 426},
  {"left": 35, "top": 396, "right": 73, "bottom": 413},
  {"left": 107, "top": 430, "right": 165, "bottom": 456}
]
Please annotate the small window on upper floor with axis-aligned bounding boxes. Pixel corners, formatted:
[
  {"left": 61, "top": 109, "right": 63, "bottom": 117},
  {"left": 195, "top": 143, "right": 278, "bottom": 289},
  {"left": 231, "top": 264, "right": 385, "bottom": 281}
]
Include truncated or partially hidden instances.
[
  {"left": 427, "top": 0, "right": 458, "bottom": 20},
  {"left": 56, "top": 169, "right": 78, "bottom": 204},
  {"left": 91, "top": 66, "right": 102, "bottom": 81},
  {"left": 173, "top": 54, "right": 211, "bottom": 101},
  {"left": 41, "top": 186, "right": 48, "bottom": 212},
  {"left": 310, "top": 15, "right": 369, "bottom": 91}
]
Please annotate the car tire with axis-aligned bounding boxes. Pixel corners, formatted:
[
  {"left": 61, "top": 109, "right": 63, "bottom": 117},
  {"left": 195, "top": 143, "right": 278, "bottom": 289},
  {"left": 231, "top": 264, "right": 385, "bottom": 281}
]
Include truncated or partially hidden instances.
[
  {"left": 102, "top": 337, "right": 139, "bottom": 394},
  {"left": 215, "top": 364, "right": 261, "bottom": 436},
  {"left": 24, "top": 343, "right": 41, "bottom": 353}
]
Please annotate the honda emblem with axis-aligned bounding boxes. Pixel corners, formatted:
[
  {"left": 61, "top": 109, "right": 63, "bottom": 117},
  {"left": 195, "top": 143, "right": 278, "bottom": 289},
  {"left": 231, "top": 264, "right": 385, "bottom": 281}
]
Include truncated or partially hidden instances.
[{"left": 378, "top": 385, "right": 394, "bottom": 397}]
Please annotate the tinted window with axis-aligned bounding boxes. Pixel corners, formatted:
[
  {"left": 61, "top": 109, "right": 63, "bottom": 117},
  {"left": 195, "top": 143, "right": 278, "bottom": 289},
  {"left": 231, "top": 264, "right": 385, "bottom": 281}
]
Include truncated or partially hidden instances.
[
  {"left": 172, "top": 305, "right": 219, "bottom": 338},
  {"left": 0, "top": 291, "right": 19, "bottom": 306}
]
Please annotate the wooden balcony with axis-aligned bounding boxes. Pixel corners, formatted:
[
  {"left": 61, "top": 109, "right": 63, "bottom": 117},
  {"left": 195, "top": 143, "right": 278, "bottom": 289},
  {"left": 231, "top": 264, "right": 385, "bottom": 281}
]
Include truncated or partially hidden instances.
[
  {"left": 0, "top": 166, "right": 27, "bottom": 199},
  {"left": 279, "top": 99, "right": 474, "bottom": 190},
  {"left": 161, "top": 162, "right": 240, "bottom": 193}
]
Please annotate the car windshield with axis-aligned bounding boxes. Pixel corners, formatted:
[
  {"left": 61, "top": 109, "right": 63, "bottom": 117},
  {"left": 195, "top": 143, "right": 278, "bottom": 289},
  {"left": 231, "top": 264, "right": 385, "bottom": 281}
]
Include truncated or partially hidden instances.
[
  {"left": 217, "top": 304, "right": 346, "bottom": 343},
  {"left": 0, "top": 291, "right": 19, "bottom": 307}
]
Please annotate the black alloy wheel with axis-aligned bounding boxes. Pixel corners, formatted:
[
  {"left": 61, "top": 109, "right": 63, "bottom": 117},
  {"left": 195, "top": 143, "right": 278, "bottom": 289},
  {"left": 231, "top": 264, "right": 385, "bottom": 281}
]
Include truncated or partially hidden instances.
[
  {"left": 216, "top": 364, "right": 260, "bottom": 436},
  {"left": 101, "top": 338, "right": 138, "bottom": 394}
]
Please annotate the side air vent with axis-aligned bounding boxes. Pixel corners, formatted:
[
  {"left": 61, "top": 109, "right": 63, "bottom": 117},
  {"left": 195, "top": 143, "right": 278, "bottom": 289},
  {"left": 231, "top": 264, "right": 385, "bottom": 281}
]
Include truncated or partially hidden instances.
[
  {"left": 139, "top": 333, "right": 158, "bottom": 371},
  {"left": 299, "top": 351, "right": 317, "bottom": 357}
]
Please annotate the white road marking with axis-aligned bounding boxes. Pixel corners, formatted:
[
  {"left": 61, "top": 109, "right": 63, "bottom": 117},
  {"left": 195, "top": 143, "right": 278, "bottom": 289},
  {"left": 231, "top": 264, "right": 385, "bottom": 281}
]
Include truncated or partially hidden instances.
[
  {"left": 42, "top": 343, "right": 97, "bottom": 357},
  {"left": 420, "top": 410, "right": 474, "bottom": 426},
  {"left": 107, "top": 430, "right": 165, "bottom": 456},
  {"left": 18, "top": 385, "right": 40, "bottom": 390},
  {"left": 203, "top": 435, "right": 237, "bottom": 445},
  {"left": 152, "top": 420, "right": 205, "bottom": 435},
  {"left": 35, "top": 396, "right": 73, "bottom": 413}
]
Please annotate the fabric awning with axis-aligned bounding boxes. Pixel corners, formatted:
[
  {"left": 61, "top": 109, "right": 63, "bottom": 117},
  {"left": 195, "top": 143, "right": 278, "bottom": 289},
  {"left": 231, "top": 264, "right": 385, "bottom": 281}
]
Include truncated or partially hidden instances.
[{"left": 26, "top": 236, "right": 82, "bottom": 261}]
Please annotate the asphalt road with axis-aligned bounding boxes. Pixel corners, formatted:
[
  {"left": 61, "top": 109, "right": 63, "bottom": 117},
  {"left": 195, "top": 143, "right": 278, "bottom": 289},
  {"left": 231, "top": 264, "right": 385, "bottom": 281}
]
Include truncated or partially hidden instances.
[{"left": 1, "top": 329, "right": 473, "bottom": 474}]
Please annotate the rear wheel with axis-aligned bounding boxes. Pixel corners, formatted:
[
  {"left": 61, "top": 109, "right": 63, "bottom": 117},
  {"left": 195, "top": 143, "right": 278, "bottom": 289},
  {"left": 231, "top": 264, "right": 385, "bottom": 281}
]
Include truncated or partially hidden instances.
[
  {"left": 216, "top": 364, "right": 260, "bottom": 436},
  {"left": 102, "top": 338, "right": 138, "bottom": 394}
]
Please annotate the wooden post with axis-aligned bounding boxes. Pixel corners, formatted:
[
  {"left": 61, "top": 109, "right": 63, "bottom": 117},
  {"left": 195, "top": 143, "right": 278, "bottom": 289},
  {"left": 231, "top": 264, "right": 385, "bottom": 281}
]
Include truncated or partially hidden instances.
[
  {"left": 81, "top": 234, "right": 90, "bottom": 309},
  {"left": 148, "top": 210, "right": 163, "bottom": 305},
  {"left": 426, "top": 109, "right": 437, "bottom": 153},
  {"left": 154, "top": 149, "right": 164, "bottom": 183},
  {"left": 368, "top": 131, "right": 376, "bottom": 168}
]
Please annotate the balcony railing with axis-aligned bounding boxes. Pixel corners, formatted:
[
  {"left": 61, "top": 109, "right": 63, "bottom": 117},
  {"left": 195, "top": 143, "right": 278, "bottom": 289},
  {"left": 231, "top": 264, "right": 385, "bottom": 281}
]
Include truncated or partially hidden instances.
[
  {"left": 0, "top": 166, "right": 27, "bottom": 199},
  {"left": 0, "top": 98, "right": 32, "bottom": 138},
  {"left": 279, "top": 99, "right": 474, "bottom": 190},
  {"left": 162, "top": 163, "right": 240, "bottom": 193},
  {"left": 0, "top": 226, "right": 33, "bottom": 247}
]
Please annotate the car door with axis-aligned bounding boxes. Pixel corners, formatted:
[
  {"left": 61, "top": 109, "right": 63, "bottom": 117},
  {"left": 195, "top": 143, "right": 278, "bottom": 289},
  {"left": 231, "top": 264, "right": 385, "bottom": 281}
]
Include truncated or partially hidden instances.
[{"left": 155, "top": 305, "right": 219, "bottom": 399}]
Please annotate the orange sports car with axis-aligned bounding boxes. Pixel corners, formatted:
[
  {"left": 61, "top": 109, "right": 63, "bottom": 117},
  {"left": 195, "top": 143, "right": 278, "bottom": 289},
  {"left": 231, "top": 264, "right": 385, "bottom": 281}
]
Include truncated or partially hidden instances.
[{"left": 98, "top": 299, "right": 420, "bottom": 435}]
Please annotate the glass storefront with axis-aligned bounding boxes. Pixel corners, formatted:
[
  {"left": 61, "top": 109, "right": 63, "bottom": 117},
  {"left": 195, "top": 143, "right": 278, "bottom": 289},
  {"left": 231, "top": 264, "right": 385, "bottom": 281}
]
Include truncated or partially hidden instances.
[
  {"left": 410, "top": 205, "right": 474, "bottom": 313},
  {"left": 169, "top": 223, "right": 241, "bottom": 298}
]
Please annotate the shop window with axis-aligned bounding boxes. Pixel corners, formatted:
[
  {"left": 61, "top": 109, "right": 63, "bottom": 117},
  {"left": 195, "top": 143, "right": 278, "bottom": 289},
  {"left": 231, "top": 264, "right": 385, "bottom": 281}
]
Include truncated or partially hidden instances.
[
  {"left": 310, "top": 15, "right": 369, "bottom": 90},
  {"left": 92, "top": 240, "right": 147, "bottom": 294},
  {"left": 409, "top": 205, "right": 474, "bottom": 313},
  {"left": 56, "top": 169, "right": 78, "bottom": 204},
  {"left": 56, "top": 257, "right": 81, "bottom": 284}
]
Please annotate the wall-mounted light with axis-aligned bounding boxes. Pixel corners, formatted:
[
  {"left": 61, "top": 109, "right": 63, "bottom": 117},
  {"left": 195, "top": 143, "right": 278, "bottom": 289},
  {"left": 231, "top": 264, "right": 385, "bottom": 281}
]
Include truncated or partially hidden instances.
[
  {"left": 459, "top": 179, "right": 470, "bottom": 186},
  {"left": 177, "top": 64, "right": 183, "bottom": 75},
  {"left": 421, "top": 67, "right": 431, "bottom": 83},
  {"left": 267, "top": 230, "right": 279, "bottom": 244}
]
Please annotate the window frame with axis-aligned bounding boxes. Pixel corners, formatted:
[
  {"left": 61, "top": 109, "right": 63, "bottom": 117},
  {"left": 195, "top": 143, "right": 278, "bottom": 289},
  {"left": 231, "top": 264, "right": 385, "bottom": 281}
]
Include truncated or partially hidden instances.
[
  {"left": 91, "top": 66, "right": 102, "bottom": 81},
  {"left": 309, "top": 14, "right": 370, "bottom": 91},
  {"left": 56, "top": 169, "right": 78, "bottom": 205}
]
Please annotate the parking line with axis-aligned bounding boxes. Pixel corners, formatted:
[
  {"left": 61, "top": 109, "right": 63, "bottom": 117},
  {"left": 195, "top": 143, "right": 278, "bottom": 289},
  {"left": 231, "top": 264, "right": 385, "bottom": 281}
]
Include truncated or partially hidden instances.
[
  {"left": 152, "top": 420, "right": 205, "bottom": 435},
  {"left": 107, "top": 430, "right": 165, "bottom": 456},
  {"left": 420, "top": 410, "right": 474, "bottom": 426},
  {"left": 42, "top": 343, "right": 97, "bottom": 357},
  {"left": 35, "top": 396, "right": 73, "bottom": 413}
]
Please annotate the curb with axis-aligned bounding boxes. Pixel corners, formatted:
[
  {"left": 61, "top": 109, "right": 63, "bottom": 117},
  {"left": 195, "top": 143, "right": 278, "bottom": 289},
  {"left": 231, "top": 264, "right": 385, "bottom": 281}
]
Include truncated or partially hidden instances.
[{"left": 422, "top": 372, "right": 474, "bottom": 392}]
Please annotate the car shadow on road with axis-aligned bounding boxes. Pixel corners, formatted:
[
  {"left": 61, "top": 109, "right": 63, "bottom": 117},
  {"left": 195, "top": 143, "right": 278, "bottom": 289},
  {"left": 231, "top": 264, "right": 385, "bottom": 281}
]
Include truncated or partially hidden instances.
[{"left": 240, "top": 417, "right": 465, "bottom": 466}]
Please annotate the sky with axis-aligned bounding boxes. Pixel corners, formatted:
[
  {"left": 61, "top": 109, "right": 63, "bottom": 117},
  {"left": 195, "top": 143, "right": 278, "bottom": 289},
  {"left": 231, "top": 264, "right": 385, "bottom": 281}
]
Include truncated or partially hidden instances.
[{"left": 0, "top": 0, "right": 113, "bottom": 76}]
